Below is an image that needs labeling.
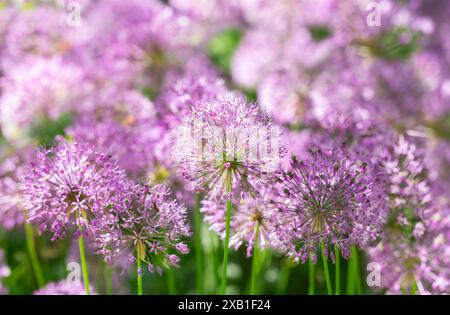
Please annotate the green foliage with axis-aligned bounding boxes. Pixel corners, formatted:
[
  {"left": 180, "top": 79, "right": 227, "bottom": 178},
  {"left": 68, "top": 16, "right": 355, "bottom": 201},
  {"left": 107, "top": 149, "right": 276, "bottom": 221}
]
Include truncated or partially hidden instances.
[
  {"left": 29, "top": 113, "right": 73, "bottom": 147},
  {"left": 207, "top": 29, "right": 243, "bottom": 75}
]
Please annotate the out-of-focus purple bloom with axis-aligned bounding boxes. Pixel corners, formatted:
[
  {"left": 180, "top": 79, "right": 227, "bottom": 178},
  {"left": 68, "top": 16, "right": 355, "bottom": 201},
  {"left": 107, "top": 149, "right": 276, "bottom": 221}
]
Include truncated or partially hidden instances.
[
  {"left": 33, "top": 280, "right": 94, "bottom": 295},
  {"left": 0, "top": 146, "right": 34, "bottom": 229},
  {"left": 0, "top": 57, "right": 88, "bottom": 143},
  {"left": 68, "top": 88, "right": 158, "bottom": 179},
  {"left": 94, "top": 184, "right": 191, "bottom": 274},
  {"left": 21, "top": 138, "right": 127, "bottom": 240}
]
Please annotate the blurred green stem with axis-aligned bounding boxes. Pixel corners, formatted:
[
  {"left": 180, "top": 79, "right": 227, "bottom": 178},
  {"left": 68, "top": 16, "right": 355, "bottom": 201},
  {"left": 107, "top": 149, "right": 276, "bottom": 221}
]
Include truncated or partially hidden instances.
[
  {"left": 194, "top": 193, "right": 204, "bottom": 294},
  {"left": 321, "top": 240, "right": 332, "bottom": 295},
  {"left": 24, "top": 222, "right": 45, "bottom": 288},
  {"left": 276, "top": 260, "right": 290, "bottom": 294},
  {"left": 250, "top": 222, "right": 260, "bottom": 295},
  {"left": 346, "top": 257, "right": 355, "bottom": 295},
  {"left": 221, "top": 198, "right": 232, "bottom": 294},
  {"left": 308, "top": 256, "right": 315, "bottom": 295},
  {"left": 351, "top": 246, "right": 362, "bottom": 294},
  {"left": 78, "top": 227, "right": 90, "bottom": 295},
  {"left": 335, "top": 245, "right": 340, "bottom": 295},
  {"left": 167, "top": 268, "right": 176, "bottom": 294},
  {"left": 105, "top": 264, "right": 112, "bottom": 295},
  {"left": 136, "top": 244, "right": 143, "bottom": 295}
]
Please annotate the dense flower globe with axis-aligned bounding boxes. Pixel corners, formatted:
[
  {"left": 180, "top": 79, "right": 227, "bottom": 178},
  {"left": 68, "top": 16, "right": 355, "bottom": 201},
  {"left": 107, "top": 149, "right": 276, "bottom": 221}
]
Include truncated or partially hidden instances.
[
  {"left": 0, "top": 250, "right": 10, "bottom": 295},
  {"left": 273, "top": 147, "right": 388, "bottom": 263},
  {"left": 173, "top": 92, "right": 286, "bottom": 198},
  {"left": 201, "top": 184, "right": 279, "bottom": 256},
  {"left": 94, "top": 184, "right": 191, "bottom": 274},
  {"left": 369, "top": 206, "right": 450, "bottom": 295},
  {"left": 0, "top": 57, "right": 87, "bottom": 142},
  {"left": 21, "top": 138, "right": 127, "bottom": 240},
  {"left": 0, "top": 147, "right": 33, "bottom": 229},
  {"left": 33, "top": 280, "right": 94, "bottom": 295}
]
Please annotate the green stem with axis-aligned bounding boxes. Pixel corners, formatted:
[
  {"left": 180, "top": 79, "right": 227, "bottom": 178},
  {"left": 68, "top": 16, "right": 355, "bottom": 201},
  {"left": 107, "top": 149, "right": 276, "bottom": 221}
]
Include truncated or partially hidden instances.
[
  {"left": 105, "top": 265, "right": 112, "bottom": 295},
  {"left": 209, "top": 231, "right": 220, "bottom": 294},
  {"left": 346, "top": 257, "right": 355, "bottom": 295},
  {"left": 167, "top": 268, "right": 176, "bottom": 294},
  {"left": 276, "top": 260, "right": 290, "bottom": 294},
  {"left": 136, "top": 245, "right": 143, "bottom": 295},
  {"left": 335, "top": 245, "right": 340, "bottom": 295},
  {"left": 250, "top": 222, "right": 260, "bottom": 295},
  {"left": 321, "top": 240, "right": 332, "bottom": 295},
  {"left": 351, "top": 246, "right": 362, "bottom": 294},
  {"left": 221, "top": 198, "right": 232, "bottom": 294},
  {"left": 78, "top": 229, "right": 90, "bottom": 295},
  {"left": 24, "top": 223, "right": 45, "bottom": 288},
  {"left": 193, "top": 193, "right": 204, "bottom": 294},
  {"left": 308, "top": 256, "right": 315, "bottom": 295}
]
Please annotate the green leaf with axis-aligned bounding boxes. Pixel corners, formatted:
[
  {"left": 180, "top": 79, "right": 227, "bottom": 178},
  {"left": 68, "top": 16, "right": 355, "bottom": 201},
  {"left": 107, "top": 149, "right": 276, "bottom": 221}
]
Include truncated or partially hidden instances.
[{"left": 207, "top": 29, "right": 243, "bottom": 75}]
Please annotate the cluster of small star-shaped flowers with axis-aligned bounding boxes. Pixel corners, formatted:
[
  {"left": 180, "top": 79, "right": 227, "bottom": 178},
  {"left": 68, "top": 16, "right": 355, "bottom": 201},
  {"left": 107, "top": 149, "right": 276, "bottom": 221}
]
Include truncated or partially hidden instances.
[
  {"left": 93, "top": 184, "right": 191, "bottom": 275},
  {"left": 368, "top": 202, "right": 450, "bottom": 295},
  {"left": 272, "top": 145, "right": 389, "bottom": 263},
  {"left": 20, "top": 138, "right": 127, "bottom": 240},
  {"left": 201, "top": 184, "right": 281, "bottom": 257},
  {"left": 173, "top": 91, "right": 286, "bottom": 198},
  {"left": 0, "top": 146, "right": 34, "bottom": 230},
  {"left": 33, "top": 280, "right": 94, "bottom": 295}
]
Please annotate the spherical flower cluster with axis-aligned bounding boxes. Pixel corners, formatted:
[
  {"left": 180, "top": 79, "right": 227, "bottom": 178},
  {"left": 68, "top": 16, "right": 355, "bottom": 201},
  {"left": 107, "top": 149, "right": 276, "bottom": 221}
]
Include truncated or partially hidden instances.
[
  {"left": 21, "top": 138, "right": 127, "bottom": 240},
  {"left": 369, "top": 206, "right": 450, "bottom": 295},
  {"left": 273, "top": 147, "right": 388, "bottom": 263},
  {"left": 173, "top": 92, "right": 286, "bottom": 198},
  {"left": 94, "top": 184, "right": 191, "bottom": 274},
  {"left": 0, "top": 147, "right": 33, "bottom": 229}
]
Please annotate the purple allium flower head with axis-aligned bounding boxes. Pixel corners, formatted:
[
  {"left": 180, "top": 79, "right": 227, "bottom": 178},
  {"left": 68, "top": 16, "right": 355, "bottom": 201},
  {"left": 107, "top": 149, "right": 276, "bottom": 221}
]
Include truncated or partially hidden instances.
[
  {"left": 273, "top": 146, "right": 388, "bottom": 263},
  {"left": 21, "top": 138, "right": 127, "bottom": 240},
  {"left": 33, "top": 280, "right": 94, "bottom": 295},
  {"left": 0, "top": 249, "right": 10, "bottom": 295},
  {"left": 0, "top": 146, "right": 34, "bottom": 229},
  {"left": 68, "top": 88, "right": 158, "bottom": 179},
  {"left": 201, "top": 184, "right": 279, "bottom": 257},
  {"left": 369, "top": 205, "right": 450, "bottom": 295},
  {"left": 173, "top": 92, "right": 286, "bottom": 198},
  {"left": 0, "top": 56, "right": 87, "bottom": 143},
  {"left": 94, "top": 184, "right": 191, "bottom": 274}
]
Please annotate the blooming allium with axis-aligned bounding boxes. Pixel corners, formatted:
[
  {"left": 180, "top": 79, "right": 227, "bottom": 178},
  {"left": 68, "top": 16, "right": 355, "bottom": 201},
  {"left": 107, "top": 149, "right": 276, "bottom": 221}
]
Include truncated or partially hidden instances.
[
  {"left": 273, "top": 147, "right": 388, "bottom": 263},
  {"left": 173, "top": 92, "right": 286, "bottom": 198},
  {"left": 202, "top": 184, "right": 279, "bottom": 257},
  {"left": 21, "top": 138, "right": 127, "bottom": 240},
  {"left": 68, "top": 88, "right": 158, "bottom": 179},
  {"left": 0, "top": 57, "right": 86, "bottom": 142},
  {"left": 368, "top": 205, "right": 450, "bottom": 295},
  {"left": 33, "top": 280, "right": 94, "bottom": 295},
  {"left": 0, "top": 147, "right": 34, "bottom": 229},
  {"left": 94, "top": 184, "right": 191, "bottom": 275}
]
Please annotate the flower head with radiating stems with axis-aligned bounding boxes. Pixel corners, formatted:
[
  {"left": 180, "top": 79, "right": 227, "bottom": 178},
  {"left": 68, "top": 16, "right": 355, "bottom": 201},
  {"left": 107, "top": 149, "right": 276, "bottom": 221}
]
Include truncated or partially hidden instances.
[
  {"left": 94, "top": 184, "right": 191, "bottom": 275},
  {"left": 21, "top": 138, "right": 127, "bottom": 240},
  {"left": 273, "top": 147, "right": 388, "bottom": 263},
  {"left": 33, "top": 280, "right": 95, "bottom": 295},
  {"left": 201, "top": 184, "right": 280, "bottom": 257},
  {"left": 173, "top": 92, "right": 286, "bottom": 198}
]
